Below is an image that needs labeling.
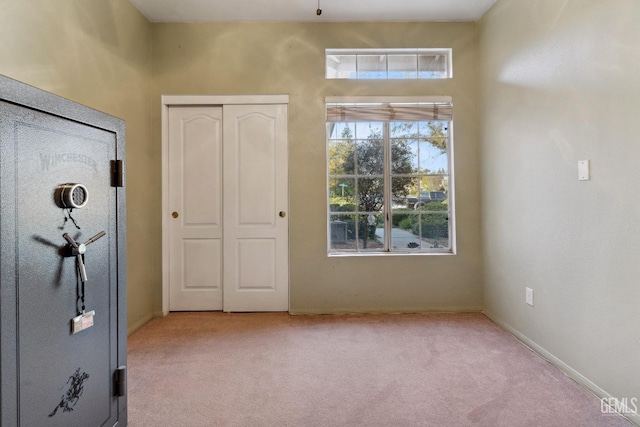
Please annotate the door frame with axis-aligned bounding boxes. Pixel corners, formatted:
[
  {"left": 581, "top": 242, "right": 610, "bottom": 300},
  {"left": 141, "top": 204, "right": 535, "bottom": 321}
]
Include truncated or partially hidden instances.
[{"left": 161, "top": 94, "right": 289, "bottom": 316}]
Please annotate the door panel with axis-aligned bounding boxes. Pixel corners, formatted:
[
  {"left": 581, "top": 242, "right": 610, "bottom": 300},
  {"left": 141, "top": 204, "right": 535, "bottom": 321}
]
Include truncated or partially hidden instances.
[
  {"left": 223, "top": 104, "right": 288, "bottom": 312},
  {"left": 237, "top": 113, "right": 276, "bottom": 225},
  {"left": 0, "top": 96, "right": 122, "bottom": 426},
  {"left": 237, "top": 239, "right": 276, "bottom": 290},
  {"left": 168, "top": 106, "right": 223, "bottom": 311},
  {"left": 184, "top": 115, "right": 221, "bottom": 225},
  {"left": 183, "top": 239, "right": 222, "bottom": 290}
]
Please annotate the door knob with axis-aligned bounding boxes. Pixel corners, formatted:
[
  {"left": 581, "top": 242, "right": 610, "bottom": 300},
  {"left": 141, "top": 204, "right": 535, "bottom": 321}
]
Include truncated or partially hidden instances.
[
  {"left": 279, "top": 211, "right": 286, "bottom": 218},
  {"left": 172, "top": 212, "right": 179, "bottom": 218}
]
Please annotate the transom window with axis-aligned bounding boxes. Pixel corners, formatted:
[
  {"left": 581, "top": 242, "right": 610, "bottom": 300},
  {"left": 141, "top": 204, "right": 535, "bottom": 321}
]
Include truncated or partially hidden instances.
[
  {"left": 326, "top": 97, "right": 454, "bottom": 255},
  {"left": 326, "top": 49, "right": 452, "bottom": 79}
]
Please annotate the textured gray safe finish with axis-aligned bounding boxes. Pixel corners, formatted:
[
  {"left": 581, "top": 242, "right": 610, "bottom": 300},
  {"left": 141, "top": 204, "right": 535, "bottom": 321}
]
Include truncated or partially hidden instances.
[{"left": 0, "top": 75, "right": 127, "bottom": 426}]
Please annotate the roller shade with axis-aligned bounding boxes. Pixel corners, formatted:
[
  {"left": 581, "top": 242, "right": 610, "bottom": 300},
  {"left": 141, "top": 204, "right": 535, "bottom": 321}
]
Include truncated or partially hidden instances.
[{"left": 326, "top": 102, "right": 452, "bottom": 122}]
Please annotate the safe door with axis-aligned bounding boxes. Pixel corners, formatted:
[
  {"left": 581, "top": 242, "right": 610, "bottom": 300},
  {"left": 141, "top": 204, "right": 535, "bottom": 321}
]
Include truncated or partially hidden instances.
[{"left": 0, "top": 76, "right": 126, "bottom": 426}]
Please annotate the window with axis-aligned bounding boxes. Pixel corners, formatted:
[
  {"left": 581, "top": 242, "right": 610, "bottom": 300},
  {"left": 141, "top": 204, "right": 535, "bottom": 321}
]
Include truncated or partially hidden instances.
[
  {"left": 327, "top": 97, "right": 454, "bottom": 255},
  {"left": 326, "top": 49, "right": 452, "bottom": 79}
]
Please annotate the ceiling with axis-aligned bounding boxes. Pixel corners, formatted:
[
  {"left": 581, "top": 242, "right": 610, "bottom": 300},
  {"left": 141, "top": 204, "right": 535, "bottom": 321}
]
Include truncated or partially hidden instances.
[{"left": 129, "top": 0, "right": 497, "bottom": 23}]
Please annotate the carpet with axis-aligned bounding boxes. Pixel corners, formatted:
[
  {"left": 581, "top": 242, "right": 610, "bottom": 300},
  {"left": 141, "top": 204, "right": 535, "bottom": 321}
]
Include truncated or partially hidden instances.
[{"left": 127, "top": 312, "right": 632, "bottom": 426}]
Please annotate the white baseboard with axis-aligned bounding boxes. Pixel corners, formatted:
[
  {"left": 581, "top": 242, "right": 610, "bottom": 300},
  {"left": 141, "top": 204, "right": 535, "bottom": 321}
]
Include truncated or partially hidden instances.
[
  {"left": 127, "top": 312, "right": 154, "bottom": 336},
  {"left": 289, "top": 306, "right": 484, "bottom": 315},
  {"left": 484, "top": 311, "right": 640, "bottom": 426}
]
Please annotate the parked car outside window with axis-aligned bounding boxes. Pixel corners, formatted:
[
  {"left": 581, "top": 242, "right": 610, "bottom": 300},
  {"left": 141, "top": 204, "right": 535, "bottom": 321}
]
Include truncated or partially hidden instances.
[{"left": 406, "top": 191, "right": 447, "bottom": 209}]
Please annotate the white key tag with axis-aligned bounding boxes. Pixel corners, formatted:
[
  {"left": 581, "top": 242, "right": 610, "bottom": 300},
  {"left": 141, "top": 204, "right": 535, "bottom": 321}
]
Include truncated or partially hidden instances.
[{"left": 71, "top": 310, "right": 95, "bottom": 334}]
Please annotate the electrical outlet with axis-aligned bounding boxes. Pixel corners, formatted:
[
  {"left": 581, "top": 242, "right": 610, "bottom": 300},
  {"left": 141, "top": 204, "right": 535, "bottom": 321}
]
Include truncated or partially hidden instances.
[{"left": 526, "top": 287, "right": 534, "bottom": 306}]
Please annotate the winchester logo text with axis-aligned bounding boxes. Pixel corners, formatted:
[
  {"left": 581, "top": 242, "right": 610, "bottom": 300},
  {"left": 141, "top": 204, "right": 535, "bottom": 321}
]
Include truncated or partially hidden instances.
[{"left": 40, "top": 152, "right": 98, "bottom": 173}]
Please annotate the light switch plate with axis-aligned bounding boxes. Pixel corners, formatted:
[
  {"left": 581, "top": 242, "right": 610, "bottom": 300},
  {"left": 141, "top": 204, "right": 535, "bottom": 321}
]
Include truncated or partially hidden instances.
[
  {"left": 578, "top": 160, "right": 590, "bottom": 181},
  {"left": 526, "top": 287, "right": 534, "bottom": 306}
]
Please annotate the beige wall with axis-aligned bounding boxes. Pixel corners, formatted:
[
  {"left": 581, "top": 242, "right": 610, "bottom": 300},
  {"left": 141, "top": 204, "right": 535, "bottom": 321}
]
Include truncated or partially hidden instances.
[
  {"left": 0, "top": 4, "right": 484, "bottom": 325},
  {"left": 0, "top": 0, "right": 157, "bottom": 332},
  {"left": 3, "top": 0, "right": 638, "bottom": 418},
  {"left": 152, "top": 22, "right": 483, "bottom": 314},
  {"left": 479, "top": 0, "right": 640, "bottom": 414}
]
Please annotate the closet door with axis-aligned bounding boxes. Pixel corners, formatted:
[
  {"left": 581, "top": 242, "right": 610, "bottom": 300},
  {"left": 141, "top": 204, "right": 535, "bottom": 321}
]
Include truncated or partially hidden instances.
[
  {"left": 167, "top": 103, "right": 289, "bottom": 312},
  {"left": 168, "top": 106, "right": 223, "bottom": 311},
  {"left": 222, "top": 104, "right": 289, "bottom": 312}
]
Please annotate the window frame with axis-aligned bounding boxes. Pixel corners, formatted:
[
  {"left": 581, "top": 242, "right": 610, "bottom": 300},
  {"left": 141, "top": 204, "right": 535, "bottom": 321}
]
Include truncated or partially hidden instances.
[
  {"left": 326, "top": 96, "right": 456, "bottom": 256},
  {"left": 326, "top": 48, "right": 453, "bottom": 80}
]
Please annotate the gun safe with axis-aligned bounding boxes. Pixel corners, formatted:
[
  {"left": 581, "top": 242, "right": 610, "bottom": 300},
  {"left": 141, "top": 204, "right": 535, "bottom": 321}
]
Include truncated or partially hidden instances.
[{"left": 0, "top": 75, "right": 127, "bottom": 426}]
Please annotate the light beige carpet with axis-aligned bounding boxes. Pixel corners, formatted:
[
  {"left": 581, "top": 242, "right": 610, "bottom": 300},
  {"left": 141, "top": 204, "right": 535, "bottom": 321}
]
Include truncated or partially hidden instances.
[{"left": 127, "top": 312, "right": 632, "bottom": 426}]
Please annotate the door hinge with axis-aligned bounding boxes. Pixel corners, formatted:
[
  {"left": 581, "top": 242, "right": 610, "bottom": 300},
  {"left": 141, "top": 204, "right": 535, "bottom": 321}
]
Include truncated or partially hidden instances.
[
  {"left": 115, "top": 365, "right": 127, "bottom": 397},
  {"left": 111, "top": 160, "right": 124, "bottom": 187}
]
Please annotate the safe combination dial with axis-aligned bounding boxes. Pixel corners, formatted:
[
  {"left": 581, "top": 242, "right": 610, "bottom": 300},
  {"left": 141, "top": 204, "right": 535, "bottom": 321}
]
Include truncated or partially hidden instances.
[{"left": 56, "top": 183, "right": 89, "bottom": 209}]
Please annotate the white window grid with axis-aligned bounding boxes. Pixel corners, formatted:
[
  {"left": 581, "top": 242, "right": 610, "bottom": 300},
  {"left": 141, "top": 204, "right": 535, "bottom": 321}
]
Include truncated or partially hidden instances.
[
  {"left": 326, "top": 48, "right": 452, "bottom": 80},
  {"left": 326, "top": 97, "right": 454, "bottom": 255}
]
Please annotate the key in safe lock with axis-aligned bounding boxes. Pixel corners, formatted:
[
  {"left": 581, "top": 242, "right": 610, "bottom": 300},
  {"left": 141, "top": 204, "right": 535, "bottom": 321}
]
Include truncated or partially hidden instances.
[
  {"left": 55, "top": 182, "right": 106, "bottom": 284},
  {"left": 64, "top": 231, "right": 106, "bottom": 335},
  {"left": 56, "top": 183, "right": 106, "bottom": 334}
]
